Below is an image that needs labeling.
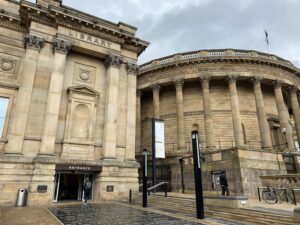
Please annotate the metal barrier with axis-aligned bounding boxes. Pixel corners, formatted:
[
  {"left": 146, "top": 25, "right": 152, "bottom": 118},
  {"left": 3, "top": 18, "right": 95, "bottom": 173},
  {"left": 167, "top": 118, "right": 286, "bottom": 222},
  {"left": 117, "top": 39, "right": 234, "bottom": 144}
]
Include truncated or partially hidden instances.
[
  {"left": 257, "top": 186, "right": 296, "bottom": 205},
  {"left": 147, "top": 182, "right": 168, "bottom": 197}
]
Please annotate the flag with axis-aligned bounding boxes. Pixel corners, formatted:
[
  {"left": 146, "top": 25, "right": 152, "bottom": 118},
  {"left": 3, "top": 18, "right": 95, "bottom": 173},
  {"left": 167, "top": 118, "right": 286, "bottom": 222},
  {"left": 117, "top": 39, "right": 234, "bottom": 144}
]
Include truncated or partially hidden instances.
[{"left": 264, "top": 29, "right": 269, "bottom": 45}]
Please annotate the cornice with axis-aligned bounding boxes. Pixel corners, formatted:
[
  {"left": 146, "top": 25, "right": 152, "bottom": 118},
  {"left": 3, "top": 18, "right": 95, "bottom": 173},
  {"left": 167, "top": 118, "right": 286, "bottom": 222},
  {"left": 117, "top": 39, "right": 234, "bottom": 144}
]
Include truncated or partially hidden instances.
[
  {"left": 139, "top": 49, "right": 300, "bottom": 77},
  {"left": 0, "top": 9, "right": 26, "bottom": 32},
  {"left": 18, "top": 1, "right": 148, "bottom": 55}
]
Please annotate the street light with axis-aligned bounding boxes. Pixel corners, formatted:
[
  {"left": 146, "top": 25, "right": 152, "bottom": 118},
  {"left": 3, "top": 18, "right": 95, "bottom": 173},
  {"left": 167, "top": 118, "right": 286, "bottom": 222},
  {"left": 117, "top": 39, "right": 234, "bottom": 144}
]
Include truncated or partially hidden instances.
[
  {"left": 142, "top": 149, "right": 148, "bottom": 208},
  {"left": 282, "top": 127, "right": 288, "bottom": 149},
  {"left": 179, "top": 158, "right": 185, "bottom": 193}
]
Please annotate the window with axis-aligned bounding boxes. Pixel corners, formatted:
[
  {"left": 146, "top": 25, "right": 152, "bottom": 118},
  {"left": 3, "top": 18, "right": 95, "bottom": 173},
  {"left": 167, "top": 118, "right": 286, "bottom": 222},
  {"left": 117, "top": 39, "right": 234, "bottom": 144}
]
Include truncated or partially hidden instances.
[{"left": 0, "top": 97, "right": 9, "bottom": 137}]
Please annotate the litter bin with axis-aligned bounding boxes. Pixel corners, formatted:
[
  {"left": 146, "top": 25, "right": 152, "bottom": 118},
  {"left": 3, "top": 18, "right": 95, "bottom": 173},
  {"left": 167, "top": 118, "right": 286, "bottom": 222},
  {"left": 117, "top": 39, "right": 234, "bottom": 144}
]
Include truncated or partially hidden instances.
[{"left": 16, "top": 189, "right": 28, "bottom": 207}]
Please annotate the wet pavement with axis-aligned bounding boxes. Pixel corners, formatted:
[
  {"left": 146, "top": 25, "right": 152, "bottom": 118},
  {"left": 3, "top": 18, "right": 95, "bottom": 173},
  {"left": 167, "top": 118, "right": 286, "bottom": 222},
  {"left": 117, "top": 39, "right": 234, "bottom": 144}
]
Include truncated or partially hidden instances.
[{"left": 49, "top": 203, "right": 203, "bottom": 225}]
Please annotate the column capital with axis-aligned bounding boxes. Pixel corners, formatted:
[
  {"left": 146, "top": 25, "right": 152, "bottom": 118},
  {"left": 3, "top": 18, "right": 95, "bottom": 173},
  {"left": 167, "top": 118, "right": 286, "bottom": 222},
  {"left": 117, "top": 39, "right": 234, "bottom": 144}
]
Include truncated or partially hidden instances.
[
  {"left": 288, "top": 85, "right": 299, "bottom": 94},
  {"left": 53, "top": 38, "right": 71, "bottom": 55},
  {"left": 273, "top": 79, "right": 283, "bottom": 88},
  {"left": 151, "top": 84, "right": 161, "bottom": 92},
  {"left": 24, "top": 34, "right": 45, "bottom": 51},
  {"left": 137, "top": 90, "right": 142, "bottom": 97},
  {"left": 126, "top": 63, "right": 139, "bottom": 75},
  {"left": 200, "top": 75, "right": 211, "bottom": 88},
  {"left": 226, "top": 75, "right": 238, "bottom": 84},
  {"left": 105, "top": 53, "right": 123, "bottom": 69},
  {"left": 174, "top": 79, "right": 184, "bottom": 89},
  {"left": 251, "top": 76, "right": 263, "bottom": 84}
]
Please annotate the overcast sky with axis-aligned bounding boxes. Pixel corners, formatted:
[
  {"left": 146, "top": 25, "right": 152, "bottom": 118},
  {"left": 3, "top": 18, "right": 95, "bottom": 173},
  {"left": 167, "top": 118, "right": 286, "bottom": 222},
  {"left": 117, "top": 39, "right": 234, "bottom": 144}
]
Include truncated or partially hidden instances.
[{"left": 41, "top": 0, "right": 300, "bottom": 66}]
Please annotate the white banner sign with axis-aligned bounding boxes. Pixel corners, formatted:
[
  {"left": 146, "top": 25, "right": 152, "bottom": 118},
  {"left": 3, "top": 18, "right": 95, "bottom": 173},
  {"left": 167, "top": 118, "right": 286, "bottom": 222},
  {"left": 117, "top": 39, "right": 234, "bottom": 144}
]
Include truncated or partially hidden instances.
[{"left": 155, "top": 120, "right": 165, "bottom": 158}]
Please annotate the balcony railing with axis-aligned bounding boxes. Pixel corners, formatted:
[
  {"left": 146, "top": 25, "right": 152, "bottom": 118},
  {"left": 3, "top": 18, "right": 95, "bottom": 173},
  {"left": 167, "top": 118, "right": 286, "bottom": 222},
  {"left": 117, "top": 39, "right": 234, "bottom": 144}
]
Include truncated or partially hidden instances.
[{"left": 139, "top": 49, "right": 297, "bottom": 72}]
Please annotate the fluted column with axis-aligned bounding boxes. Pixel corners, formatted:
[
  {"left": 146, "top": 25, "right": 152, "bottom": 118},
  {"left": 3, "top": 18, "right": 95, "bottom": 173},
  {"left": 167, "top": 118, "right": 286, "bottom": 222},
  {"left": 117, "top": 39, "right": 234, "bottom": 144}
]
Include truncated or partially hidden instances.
[
  {"left": 152, "top": 84, "right": 161, "bottom": 119},
  {"left": 5, "top": 35, "right": 44, "bottom": 155},
  {"left": 289, "top": 85, "right": 300, "bottom": 144},
  {"left": 273, "top": 80, "right": 294, "bottom": 149},
  {"left": 200, "top": 76, "right": 215, "bottom": 149},
  {"left": 227, "top": 75, "right": 244, "bottom": 147},
  {"left": 39, "top": 39, "right": 71, "bottom": 156},
  {"left": 252, "top": 76, "right": 272, "bottom": 149},
  {"left": 102, "top": 54, "right": 123, "bottom": 159},
  {"left": 136, "top": 90, "right": 142, "bottom": 153},
  {"left": 174, "top": 79, "right": 185, "bottom": 150},
  {"left": 125, "top": 63, "right": 139, "bottom": 161}
]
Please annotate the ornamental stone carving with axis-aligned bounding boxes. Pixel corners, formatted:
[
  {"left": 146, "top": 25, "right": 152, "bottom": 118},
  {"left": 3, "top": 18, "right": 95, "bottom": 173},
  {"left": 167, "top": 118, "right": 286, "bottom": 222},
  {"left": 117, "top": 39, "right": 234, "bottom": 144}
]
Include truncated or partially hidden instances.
[
  {"left": 0, "top": 58, "right": 15, "bottom": 73},
  {"left": 105, "top": 54, "right": 123, "bottom": 69},
  {"left": 251, "top": 76, "right": 263, "bottom": 84},
  {"left": 126, "top": 63, "right": 139, "bottom": 74},
  {"left": 288, "top": 85, "right": 298, "bottom": 94},
  {"left": 53, "top": 39, "right": 71, "bottom": 54},
  {"left": 24, "top": 34, "right": 45, "bottom": 51},
  {"left": 273, "top": 79, "right": 283, "bottom": 88},
  {"left": 151, "top": 83, "right": 161, "bottom": 92},
  {"left": 200, "top": 76, "right": 211, "bottom": 88},
  {"left": 174, "top": 79, "right": 184, "bottom": 90},
  {"left": 227, "top": 75, "right": 239, "bottom": 84}
]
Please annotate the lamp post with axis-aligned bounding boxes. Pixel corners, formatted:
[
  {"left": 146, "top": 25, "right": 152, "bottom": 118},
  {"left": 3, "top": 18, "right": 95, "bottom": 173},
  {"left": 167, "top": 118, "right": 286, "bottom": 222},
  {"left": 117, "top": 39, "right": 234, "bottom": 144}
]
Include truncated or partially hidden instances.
[
  {"left": 179, "top": 158, "right": 185, "bottom": 193},
  {"left": 142, "top": 149, "right": 148, "bottom": 208},
  {"left": 282, "top": 127, "right": 287, "bottom": 149}
]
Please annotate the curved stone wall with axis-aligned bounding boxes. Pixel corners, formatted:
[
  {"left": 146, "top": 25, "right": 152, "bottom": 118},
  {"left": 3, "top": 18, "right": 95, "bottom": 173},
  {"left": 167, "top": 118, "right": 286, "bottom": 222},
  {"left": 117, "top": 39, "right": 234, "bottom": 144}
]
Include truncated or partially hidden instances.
[{"left": 136, "top": 49, "right": 300, "bottom": 195}]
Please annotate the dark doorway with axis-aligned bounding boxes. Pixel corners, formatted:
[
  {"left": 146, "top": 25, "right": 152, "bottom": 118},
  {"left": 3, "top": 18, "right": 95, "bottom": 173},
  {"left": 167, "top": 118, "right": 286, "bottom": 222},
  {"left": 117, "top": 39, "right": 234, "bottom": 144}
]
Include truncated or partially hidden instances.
[{"left": 59, "top": 174, "right": 81, "bottom": 201}]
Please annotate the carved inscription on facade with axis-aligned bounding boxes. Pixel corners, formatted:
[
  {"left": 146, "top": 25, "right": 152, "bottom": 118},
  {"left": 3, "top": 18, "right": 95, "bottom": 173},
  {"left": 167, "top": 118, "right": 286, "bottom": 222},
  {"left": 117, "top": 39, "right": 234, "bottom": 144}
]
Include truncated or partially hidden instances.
[{"left": 68, "top": 30, "right": 112, "bottom": 48}]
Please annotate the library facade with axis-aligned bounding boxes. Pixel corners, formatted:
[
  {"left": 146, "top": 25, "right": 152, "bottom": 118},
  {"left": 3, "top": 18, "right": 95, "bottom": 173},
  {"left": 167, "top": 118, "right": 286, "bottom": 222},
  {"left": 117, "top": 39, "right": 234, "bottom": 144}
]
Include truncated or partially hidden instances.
[{"left": 0, "top": 0, "right": 148, "bottom": 206}]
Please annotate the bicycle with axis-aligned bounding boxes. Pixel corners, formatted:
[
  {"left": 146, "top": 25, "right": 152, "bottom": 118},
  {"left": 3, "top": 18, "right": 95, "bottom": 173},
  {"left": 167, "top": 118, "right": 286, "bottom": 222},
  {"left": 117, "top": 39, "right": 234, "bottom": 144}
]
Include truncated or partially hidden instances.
[{"left": 262, "top": 186, "right": 295, "bottom": 204}]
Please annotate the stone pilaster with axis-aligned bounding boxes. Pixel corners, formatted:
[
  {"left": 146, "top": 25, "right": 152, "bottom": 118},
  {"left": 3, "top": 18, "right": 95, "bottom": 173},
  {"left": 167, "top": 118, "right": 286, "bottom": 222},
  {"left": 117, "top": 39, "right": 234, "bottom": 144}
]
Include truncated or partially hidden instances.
[
  {"left": 273, "top": 80, "right": 294, "bottom": 149},
  {"left": 136, "top": 90, "right": 142, "bottom": 153},
  {"left": 39, "top": 39, "right": 71, "bottom": 156},
  {"left": 151, "top": 84, "right": 161, "bottom": 119},
  {"left": 251, "top": 76, "right": 272, "bottom": 149},
  {"left": 200, "top": 76, "right": 215, "bottom": 149},
  {"left": 5, "top": 34, "right": 44, "bottom": 155},
  {"left": 227, "top": 75, "right": 244, "bottom": 148},
  {"left": 174, "top": 79, "right": 186, "bottom": 150},
  {"left": 102, "top": 54, "right": 123, "bottom": 159},
  {"left": 289, "top": 85, "right": 300, "bottom": 144},
  {"left": 125, "top": 63, "right": 138, "bottom": 161}
]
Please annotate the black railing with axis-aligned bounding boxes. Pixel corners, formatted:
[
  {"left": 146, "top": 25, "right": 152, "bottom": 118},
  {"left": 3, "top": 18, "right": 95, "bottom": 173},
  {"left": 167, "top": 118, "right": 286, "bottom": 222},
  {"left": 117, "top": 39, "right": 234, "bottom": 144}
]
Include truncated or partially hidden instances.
[{"left": 147, "top": 182, "right": 168, "bottom": 197}]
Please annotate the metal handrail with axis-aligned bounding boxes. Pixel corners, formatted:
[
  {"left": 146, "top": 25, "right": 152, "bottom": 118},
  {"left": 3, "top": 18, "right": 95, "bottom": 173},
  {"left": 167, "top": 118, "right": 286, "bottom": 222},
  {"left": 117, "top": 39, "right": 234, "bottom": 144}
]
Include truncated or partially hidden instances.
[{"left": 147, "top": 182, "right": 168, "bottom": 197}]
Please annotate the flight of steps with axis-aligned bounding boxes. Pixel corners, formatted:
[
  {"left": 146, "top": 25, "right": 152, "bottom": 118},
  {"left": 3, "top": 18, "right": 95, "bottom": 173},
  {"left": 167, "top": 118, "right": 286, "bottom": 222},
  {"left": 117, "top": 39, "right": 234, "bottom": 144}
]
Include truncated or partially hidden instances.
[{"left": 128, "top": 193, "right": 296, "bottom": 225}]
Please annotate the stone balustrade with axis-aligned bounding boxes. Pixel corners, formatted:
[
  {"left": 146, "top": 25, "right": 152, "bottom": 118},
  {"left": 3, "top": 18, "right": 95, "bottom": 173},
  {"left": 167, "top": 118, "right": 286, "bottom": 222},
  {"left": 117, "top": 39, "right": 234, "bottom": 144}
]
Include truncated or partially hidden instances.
[{"left": 139, "top": 49, "right": 297, "bottom": 72}]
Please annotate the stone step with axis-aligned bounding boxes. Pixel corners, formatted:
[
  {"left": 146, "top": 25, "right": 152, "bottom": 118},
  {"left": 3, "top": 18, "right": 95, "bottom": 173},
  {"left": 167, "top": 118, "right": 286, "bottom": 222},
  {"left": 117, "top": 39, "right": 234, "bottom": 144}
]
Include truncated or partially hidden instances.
[{"left": 131, "top": 194, "right": 295, "bottom": 224}]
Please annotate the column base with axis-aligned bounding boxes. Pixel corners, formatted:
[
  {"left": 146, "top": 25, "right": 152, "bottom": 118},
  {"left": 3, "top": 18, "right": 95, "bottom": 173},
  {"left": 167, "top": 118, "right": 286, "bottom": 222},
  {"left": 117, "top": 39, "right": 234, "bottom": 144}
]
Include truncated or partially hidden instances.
[
  {"left": 37, "top": 153, "right": 56, "bottom": 157},
  {"left": 101, "top": 156, "right": 117, "bottom": 160},
  {"left": 3, "top": 152, "right": 23, "bottom": 157}
]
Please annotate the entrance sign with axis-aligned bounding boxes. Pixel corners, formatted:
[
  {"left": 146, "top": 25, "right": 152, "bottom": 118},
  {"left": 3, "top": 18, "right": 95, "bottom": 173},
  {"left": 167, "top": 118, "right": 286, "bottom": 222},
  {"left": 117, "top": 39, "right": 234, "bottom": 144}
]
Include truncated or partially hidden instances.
[
  {"left": 56, "top": 164, "right": 102, "bottom": 172},
  {"left": 154, "top": 120, "right": 165, "bottom": 158}
]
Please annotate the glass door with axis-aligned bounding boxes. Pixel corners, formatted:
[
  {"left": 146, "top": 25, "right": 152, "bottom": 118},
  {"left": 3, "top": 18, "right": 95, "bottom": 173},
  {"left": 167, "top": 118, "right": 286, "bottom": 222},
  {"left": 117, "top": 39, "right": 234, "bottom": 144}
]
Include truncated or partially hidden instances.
[
  {"left": 81, "top": 174, "right": 94, "bottom": 201},
  {"left": 53, "top": 173, "right": 61, "bottom": 202}
]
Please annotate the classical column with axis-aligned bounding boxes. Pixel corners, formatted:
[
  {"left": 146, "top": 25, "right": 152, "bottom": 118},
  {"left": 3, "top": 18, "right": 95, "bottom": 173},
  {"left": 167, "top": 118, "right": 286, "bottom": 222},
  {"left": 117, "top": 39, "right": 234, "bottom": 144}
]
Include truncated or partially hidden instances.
[
  {"left": 152, "top": 84, "right": 161, "bottom": 119},
  {"left": 39, "top": 39, "right": 71, "bottom": 156},
  {"left": 125, "top": 63, "right": 139, "bottom": 161},
  {"left": 252, "top": 76, "right": 272, "bottom": 149},
  {"left": 200, "top": 76, "right": 215, "bottom": 149},
  {"left": 174, "top": 79, "right": 185, "bottom": 150},
  {"left": 227, "top": 75, "right": 244, "bottom": 147},
  {"left": 289, "top": 85, "right": 300, "bottom": 144},
  {"left": 273, "top": 80, "right": 294, "bottom": 149},
  {"left": 136, "top": 90, "right": 142, "bottom": 153},
  {"left": 5, "top": 35, "right": 44, "bottom": 155},
  {"left": 102, "top": 54, "right": 123, "bottom": 159}
]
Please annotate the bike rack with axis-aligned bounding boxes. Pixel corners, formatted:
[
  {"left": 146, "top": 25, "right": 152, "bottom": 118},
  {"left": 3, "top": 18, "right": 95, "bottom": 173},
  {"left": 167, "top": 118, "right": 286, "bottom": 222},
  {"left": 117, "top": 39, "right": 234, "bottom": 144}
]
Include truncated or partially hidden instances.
[{"left": 257, "top": 186, "right": 297, "bottom": 205}]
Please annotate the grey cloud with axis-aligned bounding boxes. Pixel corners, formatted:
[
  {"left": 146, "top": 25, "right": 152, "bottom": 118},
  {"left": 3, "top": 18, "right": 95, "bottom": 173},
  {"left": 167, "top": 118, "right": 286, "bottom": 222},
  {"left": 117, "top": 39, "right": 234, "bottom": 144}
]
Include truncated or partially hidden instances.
[{"left": 62, "top": 0, "right": 300, "bottom": 66}]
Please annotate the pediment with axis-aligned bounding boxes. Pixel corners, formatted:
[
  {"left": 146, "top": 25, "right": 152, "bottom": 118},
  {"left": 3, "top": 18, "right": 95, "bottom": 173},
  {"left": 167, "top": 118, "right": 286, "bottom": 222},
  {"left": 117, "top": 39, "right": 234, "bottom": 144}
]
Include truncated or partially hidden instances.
[{"left": 68, "top": 85, "right": 100, "bottom": 96}]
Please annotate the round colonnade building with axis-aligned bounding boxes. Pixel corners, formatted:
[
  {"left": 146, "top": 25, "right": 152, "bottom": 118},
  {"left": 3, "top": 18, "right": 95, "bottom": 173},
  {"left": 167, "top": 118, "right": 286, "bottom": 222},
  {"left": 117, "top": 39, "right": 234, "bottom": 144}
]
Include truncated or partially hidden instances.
[{"left": 136, "top": 49, "right": 300, "bottom": 196}]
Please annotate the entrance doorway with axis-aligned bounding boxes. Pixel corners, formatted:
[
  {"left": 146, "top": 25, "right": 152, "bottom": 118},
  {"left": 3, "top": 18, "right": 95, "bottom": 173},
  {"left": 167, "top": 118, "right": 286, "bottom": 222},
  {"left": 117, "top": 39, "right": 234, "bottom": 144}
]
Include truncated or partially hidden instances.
[{"left": 53, "top": 173, "right": 94, "bottom": 202}]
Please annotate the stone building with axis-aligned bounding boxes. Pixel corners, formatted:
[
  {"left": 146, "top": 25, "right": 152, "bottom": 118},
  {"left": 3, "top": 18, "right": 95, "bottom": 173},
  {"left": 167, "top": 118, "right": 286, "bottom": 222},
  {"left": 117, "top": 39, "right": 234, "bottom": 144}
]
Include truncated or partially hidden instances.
[
  {"left": 0, "top": 0, "right": 148, "bottom": 206},
  {"left": 137, "top": 49, "right": 300, "bottom": 196}
]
